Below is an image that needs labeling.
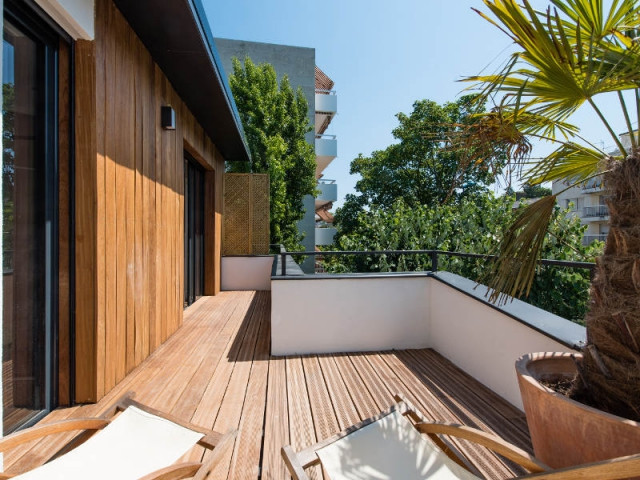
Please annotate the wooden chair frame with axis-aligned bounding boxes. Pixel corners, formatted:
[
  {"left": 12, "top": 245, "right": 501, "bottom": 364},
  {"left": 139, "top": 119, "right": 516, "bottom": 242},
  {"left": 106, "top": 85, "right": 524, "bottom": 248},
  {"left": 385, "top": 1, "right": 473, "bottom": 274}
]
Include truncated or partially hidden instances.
[
  {"left": 0, "top": 392, "right": 236, "bottom": 480},
  {"left": 282, "top": 394, "right": 640, "bottom": 480}
]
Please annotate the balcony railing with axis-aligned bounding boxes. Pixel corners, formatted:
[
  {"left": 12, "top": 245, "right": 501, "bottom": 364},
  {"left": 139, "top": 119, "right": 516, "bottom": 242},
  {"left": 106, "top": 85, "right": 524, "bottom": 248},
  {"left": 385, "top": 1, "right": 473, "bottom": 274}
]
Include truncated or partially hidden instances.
[
  {"left": 316, "top": 181, "right": 337, "bottom": 205},
  {"left": 583, "top": 234, "right": 607, "bottom": 245},
  {"left": 582, "top": 205, "right": 609, "bottom": 218},
  {"left": 315, "top": 135, "right": 337, "bottom": 177},
  {"left": 581, "top": 180, "right": 603, "bottom": 193},
  {"left": 275, "top": 249, "right": 595, "bottom": 277},
  {"left": 315, "top": 227, "right": 336, "bottom": 246}
]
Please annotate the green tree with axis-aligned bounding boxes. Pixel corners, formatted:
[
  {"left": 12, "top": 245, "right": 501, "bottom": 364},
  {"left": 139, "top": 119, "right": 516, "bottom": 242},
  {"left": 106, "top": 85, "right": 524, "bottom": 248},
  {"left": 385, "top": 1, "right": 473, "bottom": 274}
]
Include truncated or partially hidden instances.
[
  {"left": 327, "top": 194, "right": 600, "bottom": 321},
  {"left": 515, "top": 183, "right": 552, "bottom": 200},
  {"left": 228, "top": 57, "right": 316, "bottom": 250},
  {"left": 336, "top": 95, "right": 506, "bottom": 235},
  {"left": 463, "top": 0, "right": 640, "bottom": 419}
]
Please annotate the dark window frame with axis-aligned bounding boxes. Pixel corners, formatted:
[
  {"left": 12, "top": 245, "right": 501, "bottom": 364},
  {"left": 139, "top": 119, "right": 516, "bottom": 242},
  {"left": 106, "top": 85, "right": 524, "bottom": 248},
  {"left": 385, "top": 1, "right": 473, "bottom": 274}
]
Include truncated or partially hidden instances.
[
  {"left": 3, "top": 0, "right": 69, "bottom": 431},
  {"left": 184, "top": 152, "right": 205, "bottom": 307}
]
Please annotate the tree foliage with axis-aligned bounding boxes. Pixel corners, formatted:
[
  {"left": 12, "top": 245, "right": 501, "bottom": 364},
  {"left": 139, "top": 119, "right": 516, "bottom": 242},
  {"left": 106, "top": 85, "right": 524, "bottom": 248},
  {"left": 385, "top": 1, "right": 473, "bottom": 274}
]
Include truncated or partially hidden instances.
[
  {"left": 515, "top": 183, "right": 552, "bottom": 200},
  {"left": 228, "top": 57, "right": 316, "bottom": 250},
  {"left": 336, "top": 95, "right": 506, "bottom": 234},
  {"left": 327, "top": 193, "right": 601, "bottom": 322}
]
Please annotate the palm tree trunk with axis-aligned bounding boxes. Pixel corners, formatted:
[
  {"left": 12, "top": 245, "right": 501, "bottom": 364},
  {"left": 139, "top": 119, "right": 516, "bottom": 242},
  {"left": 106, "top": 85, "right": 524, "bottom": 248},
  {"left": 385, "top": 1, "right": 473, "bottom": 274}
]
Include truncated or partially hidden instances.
[{"left": 576, "top": 151, "right": 640, "bottom": 421}]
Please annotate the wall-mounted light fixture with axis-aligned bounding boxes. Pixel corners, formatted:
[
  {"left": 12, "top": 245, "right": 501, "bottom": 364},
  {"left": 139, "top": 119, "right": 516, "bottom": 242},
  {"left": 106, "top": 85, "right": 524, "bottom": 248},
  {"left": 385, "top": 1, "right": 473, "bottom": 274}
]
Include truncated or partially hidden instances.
[{"left": 161, "top": 105, "right": 176, "bottom": 130}]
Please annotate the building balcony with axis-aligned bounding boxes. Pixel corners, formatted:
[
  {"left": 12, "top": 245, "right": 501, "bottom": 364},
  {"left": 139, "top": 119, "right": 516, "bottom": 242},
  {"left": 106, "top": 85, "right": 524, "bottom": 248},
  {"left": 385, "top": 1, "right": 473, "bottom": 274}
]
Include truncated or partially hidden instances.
[
  {"left": 315, "top": 89, "right": 337, "bottom": 135},
  {"left": 10, "top": 252, "right": 592, "bottom": 479},
  {"left": 315, "top": 134, "right": 337, "bottom": 178},
  {"left": 581, "top": 205, "right": 609, "bottom": 220},
  {"left": 315, "top": 226, "right": 336, "bottom": 245},
  {"left": 583, "top": 233, "right": 607, "bottom": 245},
  {"left": 581, "top": 179, "right": 603, "bottom": 193},
  {"left": 315, "top": 179, "right": 337, "bottom": 210}
]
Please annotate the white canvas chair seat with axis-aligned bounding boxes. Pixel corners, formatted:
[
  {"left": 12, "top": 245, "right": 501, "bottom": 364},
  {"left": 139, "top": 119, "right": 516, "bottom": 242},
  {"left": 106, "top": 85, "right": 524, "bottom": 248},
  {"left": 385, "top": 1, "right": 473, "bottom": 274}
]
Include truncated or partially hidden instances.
[
  {"left": 13, "top": 406, "right": 204, "bottom": 480},
  {"left": 0, "top": 392, "right": 236, "bottom": 480},
  {"left": 316, "top": 410, "right": 481, "bottom": 480},
  {"left": 283, "top": 394, "right": 640, "bottom": 480}
]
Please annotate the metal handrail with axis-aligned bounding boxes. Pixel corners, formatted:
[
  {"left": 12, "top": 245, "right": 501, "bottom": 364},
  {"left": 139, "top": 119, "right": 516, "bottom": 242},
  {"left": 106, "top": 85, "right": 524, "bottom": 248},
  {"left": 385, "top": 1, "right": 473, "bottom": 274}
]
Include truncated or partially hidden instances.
[
  {"left": 315, "top": 88, "right": 336, "bottom": 95},
  {"left": 276, "top": 249, "right": 596, "bottom": 277},
  {"left": 582, "top": 205, "right": 609, "bottom": 218},
  {"left": 315, "top": 134, "right": 337, "bottom": 140},
  {"left": 582, "top": 234, "right": 607, "bottom": 245}
]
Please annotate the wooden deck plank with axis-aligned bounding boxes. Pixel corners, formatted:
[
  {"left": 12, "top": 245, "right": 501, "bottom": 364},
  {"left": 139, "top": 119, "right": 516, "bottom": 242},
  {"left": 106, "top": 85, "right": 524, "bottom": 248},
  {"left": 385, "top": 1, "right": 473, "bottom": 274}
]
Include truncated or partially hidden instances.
[
  {"left": 346, "top": 353, "right": 396, "bottom": 412},
  {"left": 316, "top": 355, "right": 360, "bottom": 431},
  {"left": 332, "top": 353, "right": 380, "bottom": 421},
  {"left": 364, "top": 352, "right": 440, "bottom": 421},
  {"left": 301, "top": 356, "right": 339, "bottom": 442},
  {"left": 286, "top": 356, "right": 321, "bottom": 480},
  {"left": 227, "top": 292, "right": 271, "bottom": 480},
  {"left": 169, "top": 296, "right": 241, "bottom": 419},
  {"left": 263, "top": 356, "right": 290, "bottom": 480},
  {"left": 3, "top": 291, "right": 532, "bottom": 480},
  {"left": 407, "top": 349, "right": 531, "bottom": 451},
  {"left": 187, "top": 291, "right": 256, "bottom": 437},
  {"left": 206, "top": 293, "right": 266, "bottom": 479}
]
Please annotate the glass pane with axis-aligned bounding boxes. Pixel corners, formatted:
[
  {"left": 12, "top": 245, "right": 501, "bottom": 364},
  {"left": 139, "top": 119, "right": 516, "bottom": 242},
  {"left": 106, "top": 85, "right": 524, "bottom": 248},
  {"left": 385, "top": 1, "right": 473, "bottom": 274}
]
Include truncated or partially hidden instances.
[
  {"left": 3, "top": 18, "right": 47, "bottom": 433},
  {"left": 184, "top": 157, "right": 205, "bottom": 306}
]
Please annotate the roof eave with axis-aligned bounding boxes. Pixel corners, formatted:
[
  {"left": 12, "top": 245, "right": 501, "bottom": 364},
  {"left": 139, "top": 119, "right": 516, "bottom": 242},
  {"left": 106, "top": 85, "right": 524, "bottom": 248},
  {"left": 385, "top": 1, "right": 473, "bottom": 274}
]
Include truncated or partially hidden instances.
[{"left": 112, "top": 0, "right": 251, "bottom": 163}]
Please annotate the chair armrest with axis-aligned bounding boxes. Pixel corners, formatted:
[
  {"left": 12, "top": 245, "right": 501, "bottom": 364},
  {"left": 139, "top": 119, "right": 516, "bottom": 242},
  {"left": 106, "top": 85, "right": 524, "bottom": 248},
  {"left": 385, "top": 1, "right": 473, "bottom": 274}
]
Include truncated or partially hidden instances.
[
  {"left": 415, "top": 422, "right": 549, "bottom": 473},
  {"left": 0, "top": 418, "right": 109, "bottom": 452},
  {"left": 282, "top": 445, "right": 312, "bottom": 480},
  {"left": 517, "top": 453, "right": 640, "bottom": 480},
  {"left": 137, "top": 462, "right": 201, "bottom": 480},
  {"left": 192, "top": 429, "right": 237, "bottom": 480}
]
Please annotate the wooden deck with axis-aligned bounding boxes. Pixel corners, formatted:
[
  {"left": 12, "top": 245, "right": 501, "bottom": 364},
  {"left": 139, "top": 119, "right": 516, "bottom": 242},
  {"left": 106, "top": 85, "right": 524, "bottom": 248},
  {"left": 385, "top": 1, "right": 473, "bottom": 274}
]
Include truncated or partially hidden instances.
[{"left": 3, "top": 291, "right": 532, "bottom": 479}]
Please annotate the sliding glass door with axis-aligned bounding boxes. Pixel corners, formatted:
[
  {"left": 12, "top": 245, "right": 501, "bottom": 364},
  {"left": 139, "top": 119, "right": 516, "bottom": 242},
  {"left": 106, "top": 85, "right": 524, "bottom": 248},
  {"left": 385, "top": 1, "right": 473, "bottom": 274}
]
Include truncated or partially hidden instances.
[
  {"left": 2, "top": 3, "right": 58, "bottom": 433},
  {"left": 184, "top": 154, "right": 204, "bottom": 307}
]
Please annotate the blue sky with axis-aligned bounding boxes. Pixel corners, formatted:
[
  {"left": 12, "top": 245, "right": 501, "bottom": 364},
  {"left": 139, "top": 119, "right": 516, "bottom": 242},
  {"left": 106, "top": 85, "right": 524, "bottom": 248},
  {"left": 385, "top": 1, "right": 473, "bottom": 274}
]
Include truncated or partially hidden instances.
[{"left": 205, "top": 0, "right": 626, "bottom": 208}]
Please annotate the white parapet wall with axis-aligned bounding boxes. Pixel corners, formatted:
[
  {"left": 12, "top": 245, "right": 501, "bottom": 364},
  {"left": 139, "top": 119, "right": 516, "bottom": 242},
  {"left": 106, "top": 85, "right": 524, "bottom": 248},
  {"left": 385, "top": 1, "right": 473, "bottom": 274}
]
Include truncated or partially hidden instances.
[
  {"left": 428, "top": 273, "right": 582, "bottom": 409},
  {"left": 271, "top": 274, "right": 430, "bottom": 355},
  {"left": 221, "top": 256, "right": 274, "bottom": 291},
  {"left": 270, "top": 271, "right": 585, "bottom": 410}
]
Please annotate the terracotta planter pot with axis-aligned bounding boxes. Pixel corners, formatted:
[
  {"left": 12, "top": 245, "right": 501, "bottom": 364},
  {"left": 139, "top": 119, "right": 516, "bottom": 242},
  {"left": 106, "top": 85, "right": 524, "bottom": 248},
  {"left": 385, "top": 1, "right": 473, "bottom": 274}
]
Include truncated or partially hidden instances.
[{"left": 516, "top": 352, "right": 640, "bottom": 469}]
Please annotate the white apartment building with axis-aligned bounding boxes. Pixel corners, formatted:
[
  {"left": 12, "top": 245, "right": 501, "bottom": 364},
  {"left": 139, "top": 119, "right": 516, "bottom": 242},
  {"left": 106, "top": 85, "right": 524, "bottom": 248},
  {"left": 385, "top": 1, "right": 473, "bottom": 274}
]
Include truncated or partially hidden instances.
[
  {"left": 552, "top": 178, "right": 608, "bottom": 245},
  {"left": 214, "top": 39, "right": 339, "bottom": 271}
]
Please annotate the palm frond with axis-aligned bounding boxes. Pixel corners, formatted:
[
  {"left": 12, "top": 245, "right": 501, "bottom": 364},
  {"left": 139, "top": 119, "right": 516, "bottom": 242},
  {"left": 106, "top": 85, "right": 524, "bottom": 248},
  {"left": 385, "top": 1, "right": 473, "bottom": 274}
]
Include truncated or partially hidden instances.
[
  {"left": 466, "top": 0, "right": 640, "bottom": 139},
  {"left": 483, "top": 196, "right": 557, "bottom": 304},
  {"left": 525, "top": 143, "right": 606, "bottom": 184}
]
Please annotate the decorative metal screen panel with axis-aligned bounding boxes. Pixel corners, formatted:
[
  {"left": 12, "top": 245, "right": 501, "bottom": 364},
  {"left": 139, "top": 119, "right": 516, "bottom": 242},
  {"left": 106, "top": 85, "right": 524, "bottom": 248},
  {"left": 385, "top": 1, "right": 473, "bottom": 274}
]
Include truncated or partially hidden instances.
[{"left": 223, "top": 173, "right": 270, "bottom": 255}]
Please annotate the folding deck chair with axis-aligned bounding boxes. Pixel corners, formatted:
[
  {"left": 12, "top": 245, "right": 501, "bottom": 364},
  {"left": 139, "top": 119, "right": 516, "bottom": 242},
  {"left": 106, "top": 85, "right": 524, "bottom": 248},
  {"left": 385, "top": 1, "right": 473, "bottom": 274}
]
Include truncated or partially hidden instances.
[
  {"left": 282, "top": 394, "right": 640, "bottom": 480},
  {"left": 0, "top": 392, "right": 236, "bottom": 480}
]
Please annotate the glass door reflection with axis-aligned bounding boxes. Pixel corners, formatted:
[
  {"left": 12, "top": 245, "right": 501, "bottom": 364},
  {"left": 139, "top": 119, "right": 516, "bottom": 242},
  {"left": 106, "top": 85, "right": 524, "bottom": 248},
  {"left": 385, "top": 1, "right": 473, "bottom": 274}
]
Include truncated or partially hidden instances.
[{"left": 2, "top": 13, "right": 55, "bottom": 433}]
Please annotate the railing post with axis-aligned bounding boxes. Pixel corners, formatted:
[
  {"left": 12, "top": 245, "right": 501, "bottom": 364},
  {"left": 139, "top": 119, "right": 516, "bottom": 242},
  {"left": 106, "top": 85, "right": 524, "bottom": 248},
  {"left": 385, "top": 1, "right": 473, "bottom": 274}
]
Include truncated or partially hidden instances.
[
  {"left": 430, "top": 251, "right": 438, "bottom": 272},
  {"left": 281, "top": 253, "right": 287, "bottom": 276}
]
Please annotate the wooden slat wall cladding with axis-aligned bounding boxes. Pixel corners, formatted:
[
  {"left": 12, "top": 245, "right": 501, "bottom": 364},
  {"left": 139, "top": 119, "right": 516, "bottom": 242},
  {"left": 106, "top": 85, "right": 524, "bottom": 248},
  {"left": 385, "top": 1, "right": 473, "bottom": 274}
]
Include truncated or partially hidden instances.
[{"left": 74, "top": 0, "right": 225, "bottom": 403}]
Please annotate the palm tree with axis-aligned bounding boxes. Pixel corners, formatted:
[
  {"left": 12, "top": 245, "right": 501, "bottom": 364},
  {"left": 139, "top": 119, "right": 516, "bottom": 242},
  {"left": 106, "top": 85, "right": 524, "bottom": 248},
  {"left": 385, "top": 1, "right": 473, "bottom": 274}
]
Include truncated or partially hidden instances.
[{"left": 462, "top": 0, "right": 640, "bottom": 420}]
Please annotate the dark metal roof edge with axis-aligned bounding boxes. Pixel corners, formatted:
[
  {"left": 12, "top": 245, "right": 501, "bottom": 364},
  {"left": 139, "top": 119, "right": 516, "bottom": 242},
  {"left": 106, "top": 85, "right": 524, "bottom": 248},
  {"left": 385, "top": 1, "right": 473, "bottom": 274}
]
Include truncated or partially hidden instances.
[{"left": 187, "top": 0, "right": 251, "bottom": 161}]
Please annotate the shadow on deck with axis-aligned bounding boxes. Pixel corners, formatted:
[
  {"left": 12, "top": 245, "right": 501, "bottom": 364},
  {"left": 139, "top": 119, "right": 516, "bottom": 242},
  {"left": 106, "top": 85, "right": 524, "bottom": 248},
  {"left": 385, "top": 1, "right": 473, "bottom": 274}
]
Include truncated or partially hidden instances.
[{"left": 2, "top": 290, "right": 531, "bottom": 479}]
